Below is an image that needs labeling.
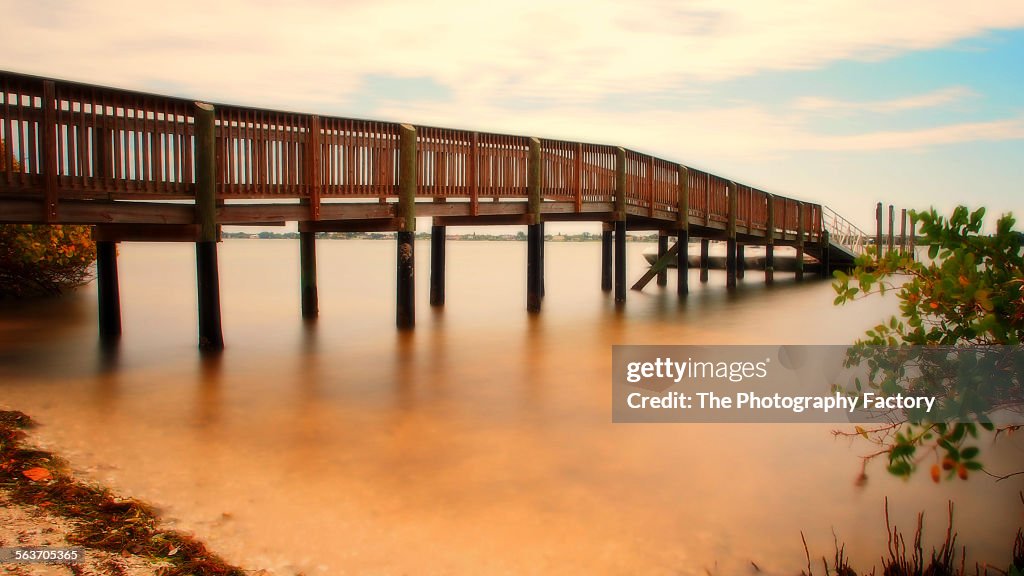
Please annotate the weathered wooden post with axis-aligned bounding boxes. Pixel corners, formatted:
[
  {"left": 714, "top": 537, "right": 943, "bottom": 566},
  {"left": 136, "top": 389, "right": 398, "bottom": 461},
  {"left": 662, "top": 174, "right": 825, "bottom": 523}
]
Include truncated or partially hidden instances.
[
  {"left": 540, "top": 220, "right": 546, "bottom": 298},
  {"left": 676, "top": 164, "right": 689, "bottom": 296},
  {"left": 726, "top": 181, "right": 738, "bottom": 288},
  {"left": 899, "top": 208, "right": 907, "bottom": 256},
  {"left": 430, "top": 222, "right": 446, "bottom": 306},
  {"left": 601, "top": 222, "right": 612, "bottom": 291},
  {"left": 42, "top": 80, "right": 58, "bottom": 222},
  {"left": 300, "top": 115, "right": 321, "bottom": 319},
  {"left": 699, "top": 238, "right": 710, "bottom": 283},
  {"left": 93, "top": 119, "right": 120, "bottom": 342},
  {"left": 656, "top": 230, "right": 668, "bottom": 286},
  {"left": 795, "top": 202, "right": 805, "bottom": 281},
  {"left": 96, "top": 239, "right": 121, "bottom": 342},
  {"left": 194, "top": 102, "right": 224, "bottom": 350},
  {"left": 299, "top": 231, "right": 318, "bottom": 318},
  {"left": 821, "top": 230, "right": 831, "bottom": 276},
  {"left": 908, "top": 211, "right": 916, "bottom": 260},
  {"left": 527, "top": 138, "right": 543, "bottom": 312},
  {"left": 875, "top": 202, "right": 883, "bottom": 262},
  {"left": 614, "top": 147, "right": 627, "bottom": 302},
  {"left": 765, "top": 194, "right": 775, "bottom": 284},
  {"left": 888, "top": 204, "right": 895, "bottom": 257},
  {"left": 736, "top": 244, "right": 745, "bottom": 279},
  {"left": 396, "top": 124, "right": 417, "bottom": 329}
]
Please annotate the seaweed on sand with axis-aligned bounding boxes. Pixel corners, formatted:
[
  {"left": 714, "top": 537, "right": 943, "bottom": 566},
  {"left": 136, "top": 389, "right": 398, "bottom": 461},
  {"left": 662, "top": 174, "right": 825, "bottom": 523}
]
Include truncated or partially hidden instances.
[{"left": 0, "top": 409, "right": 249, "bottom": 576}]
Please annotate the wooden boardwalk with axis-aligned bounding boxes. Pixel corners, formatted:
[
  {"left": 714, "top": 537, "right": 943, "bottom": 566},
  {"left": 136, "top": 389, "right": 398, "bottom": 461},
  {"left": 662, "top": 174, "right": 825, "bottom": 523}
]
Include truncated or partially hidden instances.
[{"left": 0, "top": 71, "right": 868, "bottom": 349}]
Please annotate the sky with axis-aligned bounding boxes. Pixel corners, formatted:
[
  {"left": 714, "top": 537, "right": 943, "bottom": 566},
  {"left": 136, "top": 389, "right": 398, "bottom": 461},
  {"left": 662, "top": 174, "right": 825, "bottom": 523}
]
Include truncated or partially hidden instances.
[{"left": 2, "top": 0, "right": 1023, "bottom": 232}]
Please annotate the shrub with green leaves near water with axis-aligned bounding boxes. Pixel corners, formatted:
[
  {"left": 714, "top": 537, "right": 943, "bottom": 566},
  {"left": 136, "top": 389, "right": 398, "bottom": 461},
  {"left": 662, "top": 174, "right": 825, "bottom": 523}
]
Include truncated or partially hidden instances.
[
  {"left": 833, "top": 206, "right": 1023, "bottom": 483},
  {"left": 0, "top": 140, "right": 97, "bottom": 298}
]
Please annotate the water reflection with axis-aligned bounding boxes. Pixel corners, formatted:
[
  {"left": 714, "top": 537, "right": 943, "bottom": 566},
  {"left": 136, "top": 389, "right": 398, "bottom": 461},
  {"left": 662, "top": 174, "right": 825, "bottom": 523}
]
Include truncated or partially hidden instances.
[
  {"left": 196, "top": 352, "right": 223, "bottom": 431},
  {"left": 0, "top": 240, "right": 1021, "bottom": 576}
]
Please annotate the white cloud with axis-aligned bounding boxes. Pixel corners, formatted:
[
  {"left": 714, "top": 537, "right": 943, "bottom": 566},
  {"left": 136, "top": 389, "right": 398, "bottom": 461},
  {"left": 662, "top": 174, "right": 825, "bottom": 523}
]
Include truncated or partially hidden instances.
[
  {"left": 2, "top": 0, "right": 1022, "bottom": 223},
  {"left": 2, "top": 0, "right": 1024, "bottom": 111},
  {"left": 811, "top": 115, "right": 1024, "bottom": 151},
  {"left": 373, "top": 97, "right": 1024, "bottom": 160},
  {"left": 793, "top": 86, "right": 978, "bottom": 114}
]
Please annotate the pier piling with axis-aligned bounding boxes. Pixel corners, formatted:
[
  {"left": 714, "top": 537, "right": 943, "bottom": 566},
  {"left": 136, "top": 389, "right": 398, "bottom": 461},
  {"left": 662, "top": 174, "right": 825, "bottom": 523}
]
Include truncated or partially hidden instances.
[
  {"left": 699, "top": 239, "right": 709, "bottom": 283},
  {"left": 765, "top": 194, "right": 775, "bottom": 284},
  {"left": 900, "top": 208, "right": 907, "bottom": 256},
  {"left": 601, "top": 224, "right": 612, "bottom": 292},
  {"left": 527, "top": 224, "right": 543, "bottom": 312},
  {"left": 540, "top": 221, "right": 546, "bottom": 298},
  {"left": 736, "top": 244, "right": 745, "bottom": 279},
  {"left": 527, "top": 138, "right": 543, "bottom": 312},
  {"left": 875, "top": 202, "right": 883, "bottom": 261},
  {"left": 656, "top": 231, "right": 668, "bottom": 286},
  {"left": 821, "top": 231, "right": 831, "bottom": 277},
  {"left": 677, "top": 165, "right": 689, "bottom": 296},
  {"left": 888, "top": 204, "right": 895, "bottom": 257},
  {"left": 614, "top": 221, "right": 626, "bottom": 302},
  {"left": 614, "top": 148, "right": 627, "bottom": 302},
  {"left": 430, "top": 224, "right": 446, "bottom": 306},
  {"left": 676, "top": 230, "right": 689, "bottom": 295},
  {"left": 300, "top": 231, "right": 318, "bottom": 319},
  {"left": 726, "top": 239, "right": 737, "bottom": 287},
  {"left": 194, "top": 102, "right": 224, "bottom": 351},
  {"left": 396, "top": 124, "right": 417, "bottom": 329},
  {"left": 96, "top": 239, "right": 121, "bottom": 342},
  {"left": 795, "top": 202, "right": 805, "bottom": 282},
  {"left": 726, "top": 181, "right": 738, "bottom": 288}
]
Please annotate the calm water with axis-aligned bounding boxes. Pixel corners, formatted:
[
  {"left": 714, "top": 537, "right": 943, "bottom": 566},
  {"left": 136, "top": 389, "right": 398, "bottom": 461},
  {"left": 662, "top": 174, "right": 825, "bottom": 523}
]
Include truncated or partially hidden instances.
[{"left": 1, "top": 239, "right": 1022, "bottom": 575}]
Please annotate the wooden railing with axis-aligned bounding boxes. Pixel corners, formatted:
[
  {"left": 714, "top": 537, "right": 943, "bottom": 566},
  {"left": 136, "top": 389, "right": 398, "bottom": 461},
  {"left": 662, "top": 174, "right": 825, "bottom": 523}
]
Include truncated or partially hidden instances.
[{"left": 1, "top": 70, "right": 824, "bottom": 241}]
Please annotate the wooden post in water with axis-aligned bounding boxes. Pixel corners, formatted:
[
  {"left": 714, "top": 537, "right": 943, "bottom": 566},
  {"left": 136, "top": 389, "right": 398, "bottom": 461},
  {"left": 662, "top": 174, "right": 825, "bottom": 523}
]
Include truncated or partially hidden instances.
[
  {"left": 765, "top": 194, "right": 775, "bottom": 284},
  {"left": 875, "top": 202, "right": 883, "bottom": 262},
  {"left": 908, "top": 212, "right": 916, "bottom": 260},
  {"left": 430, "top": 223, "right": 446, "bottom": 306},
  {"left": 795, "top": 201, "right": 805, "bottom": 281},
  {"left": 601, "top": 222, "right": 612, "bottom": 291},
  {"left": 299, "top": 231, "right": 318, "bottom": 318},
  {"left": 726, "top": 181, "right": 738, "bottom": 288},
  {"left": 96, "top": 239, "right": 121, "bottom": 342},
  {"left": 614, "top": 147, "right": 627, "bottom": 302},
  {"left": 899, "top": 208, "right": 907, "bottom": 256},
  {"left": 93, "top": 123, "right": 120, "bottom": 342},
  {"left": 300, "top": 115, "right": 321, "bottom": 319},
  {"left": 821, "top": 230, "right": 831, "bottom": 277},
  {"left": 736, "top": 244, "right": 745, "bottom": 279},
  {"left": 656, "top": 230, "right": 668, "bottom": 286},
  {"left": 396, "top": 124, "right": 417, "bottom": 329},
  {"left": 676, "top": 164, "right": 689, "bottom": 296},
  {"left": 194, "top": 102, "right": 224, "bottom": 351},
  {"left": 888, "top": 204, "right": 895, "bottom": 257},
  {"left": 699, "top": 238, "right": 709, "bottom": 283},
  {"left": 540, "top": 220, "right": 546, "bottom": 298},
  {"left": 527, "top": 138, "right": 543, "bottom": 312}
]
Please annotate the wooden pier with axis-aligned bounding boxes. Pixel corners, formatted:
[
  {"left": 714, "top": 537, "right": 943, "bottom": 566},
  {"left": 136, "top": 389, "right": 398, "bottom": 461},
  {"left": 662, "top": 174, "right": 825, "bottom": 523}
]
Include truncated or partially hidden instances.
[{"left": 0, "top": 71, "right": 867, "bottom": 349}]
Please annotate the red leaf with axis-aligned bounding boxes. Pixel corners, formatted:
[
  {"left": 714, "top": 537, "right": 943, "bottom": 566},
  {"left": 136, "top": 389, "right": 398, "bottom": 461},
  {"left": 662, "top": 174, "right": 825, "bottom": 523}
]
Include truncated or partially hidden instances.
[{"left": 22, "top": 467, "right": 52, "bottom": 482}]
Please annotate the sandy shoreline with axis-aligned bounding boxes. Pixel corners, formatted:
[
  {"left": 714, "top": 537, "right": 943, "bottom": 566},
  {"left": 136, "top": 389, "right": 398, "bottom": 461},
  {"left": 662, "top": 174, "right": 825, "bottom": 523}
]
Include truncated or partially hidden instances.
[{"left": 0, "top": 410, "right": 259, "bottom": 576}]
